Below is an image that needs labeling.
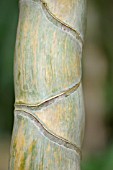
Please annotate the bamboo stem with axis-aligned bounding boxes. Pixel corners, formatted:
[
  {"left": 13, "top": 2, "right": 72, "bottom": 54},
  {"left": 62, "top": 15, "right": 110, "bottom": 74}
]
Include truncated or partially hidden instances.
[{"left": 9, "top": 0, "right": 86, "bottom": 169}]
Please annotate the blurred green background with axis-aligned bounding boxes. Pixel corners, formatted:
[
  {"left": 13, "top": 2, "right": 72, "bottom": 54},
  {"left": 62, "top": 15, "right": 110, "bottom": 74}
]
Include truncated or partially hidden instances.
[{"left": 0, "top": 0, "right": 113, "bottom": 169}]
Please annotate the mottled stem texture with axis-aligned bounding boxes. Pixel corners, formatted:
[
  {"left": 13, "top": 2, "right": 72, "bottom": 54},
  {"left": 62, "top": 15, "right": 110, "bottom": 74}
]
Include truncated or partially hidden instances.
[{"left": 9, "top": 0, "right": 86, "bottom": 169}]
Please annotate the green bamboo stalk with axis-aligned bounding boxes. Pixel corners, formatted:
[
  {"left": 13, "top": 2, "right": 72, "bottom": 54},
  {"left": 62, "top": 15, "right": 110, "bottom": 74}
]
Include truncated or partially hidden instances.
[{"left": 9, "top": 0, "right": 86, "bottom": 169}]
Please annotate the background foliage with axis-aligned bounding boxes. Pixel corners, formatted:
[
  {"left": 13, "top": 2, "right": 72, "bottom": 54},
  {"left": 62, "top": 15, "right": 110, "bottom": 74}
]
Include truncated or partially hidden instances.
[{"left": 0, "top": 0, "right": 18, "bottom": 134}]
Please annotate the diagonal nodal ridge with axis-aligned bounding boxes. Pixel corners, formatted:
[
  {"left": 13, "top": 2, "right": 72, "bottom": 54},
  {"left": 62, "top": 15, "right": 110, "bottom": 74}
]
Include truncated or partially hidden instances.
[
  {"left": 15, "top": 81, "right": 81, "bottom": 109},
  {"left": 15, "top": 110, "right": 82, "bottom": 157},
  {"left": 20, "top": 0, "right": 83, "bottom": 44},
  {"left": 40, "top": 0, "right": 83, "bottom": 44}
]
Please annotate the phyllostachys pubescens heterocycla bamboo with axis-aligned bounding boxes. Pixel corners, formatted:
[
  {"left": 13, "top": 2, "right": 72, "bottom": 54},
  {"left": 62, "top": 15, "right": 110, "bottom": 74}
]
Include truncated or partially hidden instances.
[{"left": 9, "top": 0, "right": 87, "bottom": 169}]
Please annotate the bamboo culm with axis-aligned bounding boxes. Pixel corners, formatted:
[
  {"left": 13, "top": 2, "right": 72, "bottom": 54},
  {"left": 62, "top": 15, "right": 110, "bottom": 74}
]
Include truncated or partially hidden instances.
[{"left": 9, "top": 0, "right": 86, "bottom": 169}]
